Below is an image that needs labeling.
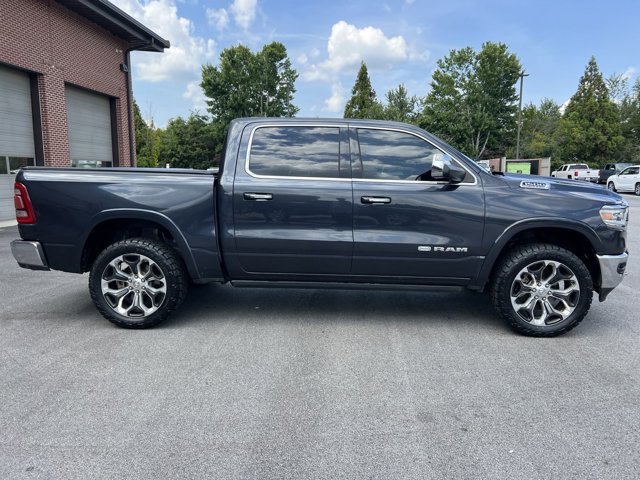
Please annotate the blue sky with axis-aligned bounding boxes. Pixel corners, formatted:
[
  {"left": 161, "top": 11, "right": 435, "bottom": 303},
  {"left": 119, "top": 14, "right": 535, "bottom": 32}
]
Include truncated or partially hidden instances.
[{"left": 111, "top": 0, "right": 640, "bottom": 128}]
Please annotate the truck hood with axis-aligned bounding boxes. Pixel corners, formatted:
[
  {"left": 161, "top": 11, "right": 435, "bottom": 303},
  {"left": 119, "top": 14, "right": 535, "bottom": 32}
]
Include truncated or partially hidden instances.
[{"left": 499, "top": 174, "right": 625, "bottom": 205}]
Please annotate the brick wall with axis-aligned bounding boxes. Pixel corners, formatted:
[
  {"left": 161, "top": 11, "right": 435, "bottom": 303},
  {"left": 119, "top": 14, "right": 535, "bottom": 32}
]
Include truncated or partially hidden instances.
[{"left": 0, "top": 0, "right": 134, "bottom": 166}]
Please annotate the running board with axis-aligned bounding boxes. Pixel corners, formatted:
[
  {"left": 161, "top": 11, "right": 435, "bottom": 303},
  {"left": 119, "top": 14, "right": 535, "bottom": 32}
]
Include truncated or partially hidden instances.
[{"left": 229, "top": 280, "right": 466, "bottom": 292}]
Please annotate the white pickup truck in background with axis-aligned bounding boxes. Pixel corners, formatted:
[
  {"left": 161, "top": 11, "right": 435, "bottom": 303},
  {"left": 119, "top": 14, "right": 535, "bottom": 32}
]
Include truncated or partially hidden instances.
[{"left": 551, "top": 163, "right": 600, "bottom": 182}]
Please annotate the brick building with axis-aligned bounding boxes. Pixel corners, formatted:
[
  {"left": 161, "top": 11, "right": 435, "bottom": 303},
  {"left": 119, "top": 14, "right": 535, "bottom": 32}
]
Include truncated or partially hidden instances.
[{"left": 0, "top": 0, "right": 169, "bottom": 220}]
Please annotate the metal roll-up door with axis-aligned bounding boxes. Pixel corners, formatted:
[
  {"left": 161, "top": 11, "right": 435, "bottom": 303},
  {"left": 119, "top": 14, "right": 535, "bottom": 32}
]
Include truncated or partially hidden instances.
[
  {"left": 0, "top": 65, "right": 36, "bottom": 221},
  {"left": 65, "top": 86, "right": 113, "bottom": 168}
]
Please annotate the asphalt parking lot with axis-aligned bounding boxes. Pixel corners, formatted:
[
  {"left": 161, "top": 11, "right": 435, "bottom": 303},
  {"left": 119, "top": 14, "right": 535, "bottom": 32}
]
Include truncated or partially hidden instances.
[{"left": 1, "top": 194, "right": 639, "bottom": 480}]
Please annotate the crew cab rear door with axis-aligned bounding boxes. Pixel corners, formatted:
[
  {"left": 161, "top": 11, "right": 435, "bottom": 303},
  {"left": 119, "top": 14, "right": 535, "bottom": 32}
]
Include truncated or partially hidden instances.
[
  {"left": 349, "top": 125, "right": 485, "bottom": 284},
  {"left": 231, "top": 123, "right": 353, "bottom": 277}
]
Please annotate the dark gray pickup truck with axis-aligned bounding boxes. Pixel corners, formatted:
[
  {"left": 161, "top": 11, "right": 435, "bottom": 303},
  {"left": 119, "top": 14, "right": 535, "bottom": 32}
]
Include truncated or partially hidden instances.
[{"left": 11, "top": 118, "right": 629, "bottom": 336}]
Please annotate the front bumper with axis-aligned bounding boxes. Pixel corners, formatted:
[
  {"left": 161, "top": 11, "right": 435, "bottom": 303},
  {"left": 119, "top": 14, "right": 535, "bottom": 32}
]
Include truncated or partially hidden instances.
[
  {"left": 597, "top": 252, "right": 628, "bottom": 301},
  {"left": 11, "top": 240, "right": 50, "bottom": 271}
]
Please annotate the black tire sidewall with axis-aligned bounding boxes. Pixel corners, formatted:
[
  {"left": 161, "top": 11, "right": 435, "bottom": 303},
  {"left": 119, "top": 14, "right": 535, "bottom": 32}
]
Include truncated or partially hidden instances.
[
  {"left": 89, "top": 239, "right": 187, "bottom": 328},
  {"left": 492, "top": 245, "right": 593, "bottom": 336}
]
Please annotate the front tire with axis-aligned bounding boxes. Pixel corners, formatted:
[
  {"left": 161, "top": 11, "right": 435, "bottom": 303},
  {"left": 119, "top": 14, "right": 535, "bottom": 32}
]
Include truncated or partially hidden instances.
[
  {"left": 89, "top": 238, "right": 188, "bottom": 328},
  {"left": 635, "top": 183, "right": 640, "bottom": 196},
  {"left": 490, "top": 243, "right": 593, "bottom": 337},
  {"left": 608, "top": 182, "right": 617, "bottom": 192}
]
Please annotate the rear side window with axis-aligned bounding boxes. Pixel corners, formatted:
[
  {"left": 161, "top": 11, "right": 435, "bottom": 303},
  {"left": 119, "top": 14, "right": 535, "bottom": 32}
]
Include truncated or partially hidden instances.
[
  {"left": 356, "top": 128, "right": 442, "bottom": 181},
  {"left": 248, "top": 126, "right": 340, "bottom": 178}
]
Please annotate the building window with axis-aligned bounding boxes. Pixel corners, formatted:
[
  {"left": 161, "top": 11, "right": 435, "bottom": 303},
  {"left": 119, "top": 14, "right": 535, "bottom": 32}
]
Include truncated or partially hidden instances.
[
  {"left": 0, "top": 156, "right": 35, "bottom": 174},
  {"left": 70, "top": 159, "right": 112, "bottom": 168}
]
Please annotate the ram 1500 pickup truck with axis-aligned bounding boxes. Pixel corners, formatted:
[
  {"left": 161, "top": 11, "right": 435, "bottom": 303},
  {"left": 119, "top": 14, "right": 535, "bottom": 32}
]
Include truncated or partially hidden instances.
[{"left": 11, "top": 118, "right": 629, "bottom": 336}]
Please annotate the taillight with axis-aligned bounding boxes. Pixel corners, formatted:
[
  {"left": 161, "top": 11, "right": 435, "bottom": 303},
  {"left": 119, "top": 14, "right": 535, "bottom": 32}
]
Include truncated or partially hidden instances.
[
  {"left": 574, "top": 171, "right": 579, "bottom": 177},
  {"left": 14, "top": 182, "right": 36, "bottom": 224}
]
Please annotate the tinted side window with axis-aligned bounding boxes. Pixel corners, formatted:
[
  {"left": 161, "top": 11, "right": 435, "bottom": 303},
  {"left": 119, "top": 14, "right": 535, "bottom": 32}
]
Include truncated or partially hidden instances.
[
  {"left": 249, "top": 126, "right": 340, "bottom": 178},
  {"left": 357, "top": 128, "right": 443, "bottom": 181}
]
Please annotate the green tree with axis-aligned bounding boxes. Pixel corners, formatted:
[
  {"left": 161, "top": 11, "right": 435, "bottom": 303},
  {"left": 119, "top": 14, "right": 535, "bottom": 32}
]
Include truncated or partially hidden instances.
[
  {"left": 420, "top": 42, "right": 522, "bottom": 159},
  {"left": 607, "top": 74, "right": 640, "bottom": 163},
  {"left": 344, "top": 62, "right": 384, "bottom": 119},
  {"left": 510, "top": 98, "right": 561, "bottom": 163},
  {"left": 383, "top": 84, "right": 418, "bottom": 123},
  {"left": 157, "top": 113, "right": 218, "bottom": 169},
  {"left": 200, "top": 42, "right": 299, "bottom": 128},
  {"left": 556, "top": 57, "right": 624, "bottom": 165}
]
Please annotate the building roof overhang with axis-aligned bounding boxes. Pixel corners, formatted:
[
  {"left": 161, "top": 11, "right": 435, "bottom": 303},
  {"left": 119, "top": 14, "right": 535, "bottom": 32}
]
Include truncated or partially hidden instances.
[{"left": 56, "top": 0, "right": 170, "bottom": 52}]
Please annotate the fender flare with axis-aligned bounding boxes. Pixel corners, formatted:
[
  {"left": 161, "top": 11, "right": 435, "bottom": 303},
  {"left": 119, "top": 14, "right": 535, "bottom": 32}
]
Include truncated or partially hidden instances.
[
  {"left": 470, "top": 218, "right": 602, "bottom": 290},
  {"left": 79, "top": 208, "right": 201, "bottom": 280}
]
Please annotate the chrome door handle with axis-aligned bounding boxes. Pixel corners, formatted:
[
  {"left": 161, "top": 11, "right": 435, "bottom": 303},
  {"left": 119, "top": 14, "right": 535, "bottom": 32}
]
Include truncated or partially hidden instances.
[
  {"left": 243, "top": 192, "right": 273, "bottom": 201},
  {"left": 361, "top": 196, "right": 391, "bottom": 204}
]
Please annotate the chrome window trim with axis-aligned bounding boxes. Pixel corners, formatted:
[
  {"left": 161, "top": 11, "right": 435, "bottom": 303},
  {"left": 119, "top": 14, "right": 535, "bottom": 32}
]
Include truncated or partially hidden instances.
[
  {"left": 245, "top": 123, "right": 347, "bottom": 181},
  {"left": 244, "top": 123, "right": 479, "bottom": 186}
]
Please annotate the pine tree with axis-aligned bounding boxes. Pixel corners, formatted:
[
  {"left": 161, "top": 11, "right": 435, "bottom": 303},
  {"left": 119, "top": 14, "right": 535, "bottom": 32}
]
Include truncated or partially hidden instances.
[
  {"left": 344, "top": 62, "right": 382, "bottom": 119},
  {"left": 556, "top": 57, "right": 624, "bottom": 164},
  {"left": 384, "top": 84, "right": 418, "bottom": 123}
]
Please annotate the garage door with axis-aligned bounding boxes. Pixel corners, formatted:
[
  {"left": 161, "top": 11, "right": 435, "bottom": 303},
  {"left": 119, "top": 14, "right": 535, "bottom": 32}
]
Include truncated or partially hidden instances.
[
  {"left": 0, "top": 65, "right": 36, "bottom": 221},
  {"left": 65, "top": 86, "right": 114, "bottom": 168}
]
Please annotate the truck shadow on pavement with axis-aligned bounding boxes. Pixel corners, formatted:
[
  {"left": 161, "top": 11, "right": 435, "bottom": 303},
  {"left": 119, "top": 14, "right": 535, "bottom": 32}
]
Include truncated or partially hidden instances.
[{"left": 163, "top": 283, "right": 504, "bottom": 332}]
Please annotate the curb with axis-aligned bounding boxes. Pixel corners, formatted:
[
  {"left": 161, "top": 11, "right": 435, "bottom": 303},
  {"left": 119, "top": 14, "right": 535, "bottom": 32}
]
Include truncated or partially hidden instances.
[{"left": 0, "top": 220, "right": 18, "bottom": 229}]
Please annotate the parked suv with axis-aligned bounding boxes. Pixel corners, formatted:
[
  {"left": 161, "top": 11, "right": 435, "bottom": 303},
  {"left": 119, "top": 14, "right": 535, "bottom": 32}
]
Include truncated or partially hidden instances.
[{"left": 607, "top": 165, "right": 640, "bottom": 195}]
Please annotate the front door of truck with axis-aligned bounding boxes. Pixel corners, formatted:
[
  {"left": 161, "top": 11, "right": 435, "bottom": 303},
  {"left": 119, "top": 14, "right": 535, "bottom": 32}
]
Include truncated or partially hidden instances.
[
  {"left": 350, "top": 126, "right": 485, "bottom": 284},
  {"left": 232, "top": 124, "right": 353, "bottom": 278}
]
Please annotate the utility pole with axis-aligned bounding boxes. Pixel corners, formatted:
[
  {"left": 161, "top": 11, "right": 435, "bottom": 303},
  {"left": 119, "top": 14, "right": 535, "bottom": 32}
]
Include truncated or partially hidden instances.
[{"left": 516, "top": 71, "right": 529, "bottom": 160}]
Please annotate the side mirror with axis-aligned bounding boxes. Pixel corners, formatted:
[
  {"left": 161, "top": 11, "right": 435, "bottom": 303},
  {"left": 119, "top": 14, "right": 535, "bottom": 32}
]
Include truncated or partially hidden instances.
[{"left": 431, "top": 154, "right": 467, "bottom": 184}]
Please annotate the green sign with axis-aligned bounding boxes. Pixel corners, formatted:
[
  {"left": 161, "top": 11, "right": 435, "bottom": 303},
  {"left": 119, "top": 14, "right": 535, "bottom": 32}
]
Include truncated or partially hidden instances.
[{"left": 507, "top": 162, "right": 531, "bottom": 174}]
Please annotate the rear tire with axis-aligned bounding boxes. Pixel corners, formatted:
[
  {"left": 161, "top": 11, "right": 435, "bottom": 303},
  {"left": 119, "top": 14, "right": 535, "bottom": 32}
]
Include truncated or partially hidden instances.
[
  {"left": 89, "top": 238, "right": 188, "bottom": 328},
  {"left": 490, "top": 243, "right": 593, "bottom": 337}
]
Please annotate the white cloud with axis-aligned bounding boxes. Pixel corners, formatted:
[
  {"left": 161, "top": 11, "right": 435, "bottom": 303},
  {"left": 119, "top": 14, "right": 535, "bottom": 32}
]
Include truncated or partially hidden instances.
[
  {"left": 110, "top": 0, "right": 215, "bottom": 82},
  {"left": 230, "top": 0, "right": 258, "bottom": 30},
  {"left": 559, "top": 99, "right": 570, "bottom": 115},
  {"left": 323, "top": 83, "right": 345, "bottom": 113},
  {"left": 621, "top": 66, "right": 636, "bottom": 81},
  {"left": 183, "top": 80, "right": 208, "bottom": 114},
  {"left": 297, "top": 53, "right": 309, "bottom": 65},
  {"left": 303, "top": 21, "right": 408, "bottom": 82},
  {"left": 206, "top": 8, "right": 229, "bottom": 30}
]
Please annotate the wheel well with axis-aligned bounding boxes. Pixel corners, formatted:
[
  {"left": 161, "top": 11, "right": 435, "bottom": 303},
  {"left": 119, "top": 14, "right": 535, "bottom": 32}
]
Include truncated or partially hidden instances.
[
  {"left": 81, "top": 219, "right": 177, "bottom": 273},
  {"left": 490, "top": 227, "right": 601, "bottom": 290}
]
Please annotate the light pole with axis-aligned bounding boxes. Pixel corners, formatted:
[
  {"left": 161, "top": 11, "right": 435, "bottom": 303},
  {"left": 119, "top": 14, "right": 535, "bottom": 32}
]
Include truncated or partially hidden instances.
[{"left": 516, "top": 71, "right": 529, "bottom": 160}]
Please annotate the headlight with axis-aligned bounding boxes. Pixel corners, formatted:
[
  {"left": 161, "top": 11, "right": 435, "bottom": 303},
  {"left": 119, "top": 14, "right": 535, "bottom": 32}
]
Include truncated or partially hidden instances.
[{"left": 600, "top": 204, "right": 629, "bottom": 230}]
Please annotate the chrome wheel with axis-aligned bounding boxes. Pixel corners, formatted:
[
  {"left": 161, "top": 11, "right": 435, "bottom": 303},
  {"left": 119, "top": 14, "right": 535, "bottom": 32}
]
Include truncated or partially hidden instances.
[
  {"left": 509, "top": 260, "right": 580, "bottom": 326},
  {"left": 100, "top": 253, "right": 167, "bottom": 318}
]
